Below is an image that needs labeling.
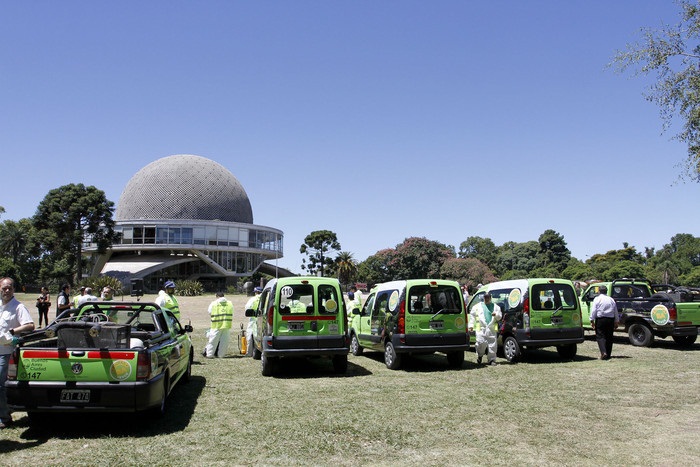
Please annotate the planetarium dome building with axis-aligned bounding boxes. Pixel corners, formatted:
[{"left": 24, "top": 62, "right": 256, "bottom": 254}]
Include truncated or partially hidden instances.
[{"left": 85, "top": 154, "right": 284, "bottom": 292}]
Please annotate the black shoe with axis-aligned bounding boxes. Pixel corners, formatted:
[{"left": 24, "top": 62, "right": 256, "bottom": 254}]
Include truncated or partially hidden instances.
[
  {"left": 476, "top": 356, "right": 482, "bottom": 365},
  {"left": 489, "top": 361, "right": 497, "bottom": 366},
  {"left": 0, "top": 418, "right": 14, "bottom": 429}
]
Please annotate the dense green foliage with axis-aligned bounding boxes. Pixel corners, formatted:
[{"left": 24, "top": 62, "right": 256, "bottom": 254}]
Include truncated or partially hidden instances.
[
  {"left": 32, "top": 183, "right": 118, "bottom": 285},
  {"left": 174, "top": 280, "right": 205, "bottom": 297}
]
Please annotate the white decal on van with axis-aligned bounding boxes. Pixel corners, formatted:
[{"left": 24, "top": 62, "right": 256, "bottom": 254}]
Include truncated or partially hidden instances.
[
  {"left": 388, "top": 291, "right": 399, "bottom": 312},
  {"left": 508, "top": 289, "right": 521, "bottom": 308},
  {"left": 280, "top": 286, "right": 294, "bottom": 299}
]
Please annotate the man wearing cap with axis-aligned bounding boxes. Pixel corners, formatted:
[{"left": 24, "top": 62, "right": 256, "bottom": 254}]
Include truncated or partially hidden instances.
[
  {"left": 244, "top": 287, "right": 263, "bottom": 356},
  {"left": 469, "top": 292, "right": 502, "bottom": 366},
  {"left": 155, "top": 281, "right": 181, "bottom": 321},
  {"left": 590, "top": 285, "right": 619, "bottom": 360},
  {"left": 205, "top": 291, "right": 234, "bottom": 358},
  {"left": 73, "top": 286, "right": 86, "bottom": 308}
]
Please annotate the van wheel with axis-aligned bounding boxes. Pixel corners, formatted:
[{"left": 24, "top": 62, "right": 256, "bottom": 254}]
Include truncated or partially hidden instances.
[
  {"left": 261, "top": 353, "right": 275, "bottom": 376},
  {"left": 252, "top": 339, "right": 262, "bottom": 360},
  {"left": 350, "top": 334, "right": 363, "bottom": 356},
  {"left": 556, "top": 344, "right": 577, "bottom": 360},
  {"left": 332, "top": 355, "right": 348, "bottom": 373},
  {"left": 384, "top": 341, "right": 402, "bottom": 370},
  {"left": 446, "top": 351, "right": 465, "bottom": 368},
  {"left": 503, "top": 336, "right": 521, "bottom": 363},
  {"left": 628, "top": 323, "right": 653, "bottom": 347},
  {"left": 672, "top": 335, "right": 697, "bottom": 347}
]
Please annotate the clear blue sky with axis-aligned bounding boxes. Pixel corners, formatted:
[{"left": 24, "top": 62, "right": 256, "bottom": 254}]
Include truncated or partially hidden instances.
[{"left": 1, "top": 1, "right": 697, "bottom": 274}]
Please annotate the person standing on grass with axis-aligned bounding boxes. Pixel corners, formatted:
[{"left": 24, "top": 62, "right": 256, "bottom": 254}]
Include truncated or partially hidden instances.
[
  {"left": 590, "top": 285, "right": 619, "bottom": 360},
  {"left": 469, "top": 292, "right": 502, "bottom": 366},
  {"left": 244, "top": 287, "right": 262, "bottom": 356},
  {"left": 205, "top": 291, "right": 234, "bottom": 358},
  {"left": 0, "top": 277, "right": 35, "bottom": 429},
  {"left": 349, "top": 285, "right": 363, "bottom": 311},
  {"left": 57, "top": 284, "right": 72, "bottom": 317},
  {"left": 36, "top": 286, "right": 51, "bottom": 327}
]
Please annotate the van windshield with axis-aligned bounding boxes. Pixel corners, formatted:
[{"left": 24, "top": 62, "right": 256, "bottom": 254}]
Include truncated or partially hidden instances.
[
  {"left": 408, "top": 285, "right": 462, "bottom": 314},
  {"left": 531, "top": 283, "right": 577, "bottom": 310}
]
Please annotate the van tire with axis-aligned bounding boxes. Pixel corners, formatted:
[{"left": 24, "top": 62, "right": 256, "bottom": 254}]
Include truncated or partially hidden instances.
[
  {"left": 332, "top": 355, "right": 348, "bottom": 373},
  {"left": 628, "top": 323, "right": 653, "bottom": 347},
  {"left": 446, "top": 351, "right": 465, "bottom": 368},
  {"left": 503, "top": 336, "right": 522, "bottom": 363},
  {"left": 350, "top": 334, "right": 363, "bottom": 356},
  {"left": 384, "top": 341, "right": 402, "bottom": 370},
  {"left": 672, "top": 335, "right": 697, "bottom": 346},
  {"left": 556, "top": 344, "right": 577, "bottom": 360},
  {"left": 261, "top": 353, "right": 275, "bottom": 376}
]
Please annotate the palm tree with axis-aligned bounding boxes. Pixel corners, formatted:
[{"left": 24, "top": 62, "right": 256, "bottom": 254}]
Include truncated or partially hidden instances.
[
  {"left": 0, "top": 220, "right": 29, "bottom": 265},
  {"left": 335, "top": 251, "right": 357, "bottom": 289}
]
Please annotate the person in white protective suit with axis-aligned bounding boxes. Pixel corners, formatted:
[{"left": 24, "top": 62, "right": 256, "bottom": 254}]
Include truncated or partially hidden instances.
[
  {"left": 469, "top": 292, "right": 502, "bottom": 366},
  {"left": 244, "top": 287, "right": 262, "bottom": 356}
]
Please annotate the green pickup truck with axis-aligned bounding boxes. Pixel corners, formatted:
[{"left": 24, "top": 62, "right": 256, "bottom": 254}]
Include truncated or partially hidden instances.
[{"left": 580, "top": 279, "right": 700, "bottom": 347}]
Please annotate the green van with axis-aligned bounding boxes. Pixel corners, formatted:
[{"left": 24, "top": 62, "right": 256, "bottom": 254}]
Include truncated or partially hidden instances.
[
  {"left": 245, "top": 276, "right": 349, "bottom": 376},
  {"left": 468, "top": 279, "right": 584, "bottom": 363},
  {"left": 348, "top": 279, "right": 468, "bottom": 370}
]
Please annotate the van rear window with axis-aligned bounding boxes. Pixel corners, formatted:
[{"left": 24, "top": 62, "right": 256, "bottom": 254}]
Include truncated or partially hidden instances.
[
  {"left": 277, "top": 283, "right": 342, "bottom": 315},
  {"left": 408, "top": 285, "right": 462, "bottom": 314},
  {"left": 279, "top": 284, "right": 313, "bottom": 314},
  {"left": 531, "top": 283, "right": 577, "bottom": 310}
]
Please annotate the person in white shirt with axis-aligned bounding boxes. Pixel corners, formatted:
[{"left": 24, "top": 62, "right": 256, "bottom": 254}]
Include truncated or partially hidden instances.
[{"left": 590, "top": 285, "right": 619, "bottom": 360}]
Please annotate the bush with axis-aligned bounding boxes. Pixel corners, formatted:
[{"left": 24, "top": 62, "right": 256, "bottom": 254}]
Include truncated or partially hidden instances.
[{"left": 176, "top": 280, "right": 204, "bottom": 296}]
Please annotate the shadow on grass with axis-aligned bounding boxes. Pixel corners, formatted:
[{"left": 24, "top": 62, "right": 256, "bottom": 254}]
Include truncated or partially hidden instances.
[
  {"left": 269, "top": 357, "right": 372, "bottom": 379},
  {"left": 15, "top": 375, "right": 206, "bottom": 442},
  {"left": 361, "top": 350, "right": 477, "bottom": 372}
]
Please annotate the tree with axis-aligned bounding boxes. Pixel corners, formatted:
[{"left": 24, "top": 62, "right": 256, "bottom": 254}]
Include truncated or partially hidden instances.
[
  {"left": 611, "top": 0, "right": 700, "bottom": 181},
  {"left": 33, "top": 183, "right": 117, "bottom": 284},
  {"left": 0, "top": 220, "right": 29, "bottom": 267},
  {"left": 300, "top": 230, "right": 341, "bottom": 277},
  {"left": 389, "top": 237, "right": 455, "bottom": 280},
  {"left": 494, "top": 241, "right": 540, "bottom": 277},
  {"left": 439, "top": 257, "right": 497, "bottom": 291},
  {"left": 537, "top": 229, "right": 571, "bottom": 273},
  {"left": 335, "top": 251, "right": 357, "bottom": 288},
  {"left": 458, "top": 236, "right": 498, "bottom": 269},
  {"left": 356, "top": 249, "right": 395, "bottom": 286}
]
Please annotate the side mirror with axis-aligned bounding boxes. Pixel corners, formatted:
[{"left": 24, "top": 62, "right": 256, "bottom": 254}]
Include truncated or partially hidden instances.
[
  {"left": 352, "top": 308, "right": 360, "bottom": 315},
  {"left": 245, "top": 308, "right": 255, "bottom": 317},
  {"left": 183, "top": 324, "right": 194, "bottom": 333}
]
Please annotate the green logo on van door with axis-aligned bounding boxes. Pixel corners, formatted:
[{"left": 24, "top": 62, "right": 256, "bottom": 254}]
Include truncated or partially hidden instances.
[{"left": 508, "top": 289, "right": 521, "bottom": 308}]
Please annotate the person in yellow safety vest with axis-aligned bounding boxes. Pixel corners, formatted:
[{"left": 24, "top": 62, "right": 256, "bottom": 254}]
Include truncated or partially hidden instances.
[
  {"left": 289, "top": 295, "right": 307, "bottom": 313},
  {"left": 155, "top": 280, "right": 180, "bottom": 321},
  {"left": 204, "top": 291, "right": 234, "bottom": 358},
  {"left": 469, "top": 292, "right": 502, "bottom": 366},
  {"left": 73, "top": 286, "right": 86, "bottom": 308},
  {"left": 244, "top": 287, "right": 262, "bottom": 356}
]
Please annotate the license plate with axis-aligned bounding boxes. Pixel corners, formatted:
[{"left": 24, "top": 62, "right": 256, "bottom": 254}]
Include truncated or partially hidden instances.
[
  {"left": 429, "top": 321, "right": 444, "bottom": 330},
  {"left": 551, "top": 317, "right": 563, "bottom": 325},
  {"left": 288, "top": 322, "right": 304, "bottom": 331},
  {"left": 60, "top": 389, "right": 90, "bottom": 403}
]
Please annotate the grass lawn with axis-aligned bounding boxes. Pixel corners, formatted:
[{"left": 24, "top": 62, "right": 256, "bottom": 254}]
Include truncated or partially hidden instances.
[{"left": 1, "top": 293, "right": 699, "bottom": 466}]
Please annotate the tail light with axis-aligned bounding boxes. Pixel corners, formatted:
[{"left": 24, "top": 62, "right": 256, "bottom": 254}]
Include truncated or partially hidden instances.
[
  {"left": 523, "top": 297, "right": 530, "bottom": 332},
  {"left": 7, "top": 350, "right": 17, "bottom": 380},
  {"left": 136, "top": 351, "right": 151, "bottom": 380},
  {"left": 267, "top": 305, "right": 274, "bottom": 327},
  {"left": 398, "top": 299, "right": 405, "bottom": 334},
  {"left": 669, "top": 306, "right": 677, "bottom": 321}
]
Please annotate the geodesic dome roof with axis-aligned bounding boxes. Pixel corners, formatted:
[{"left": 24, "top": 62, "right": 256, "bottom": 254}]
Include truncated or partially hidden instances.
[{"left": 115, "top": 155, "right": 253, "bottom": 223}]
